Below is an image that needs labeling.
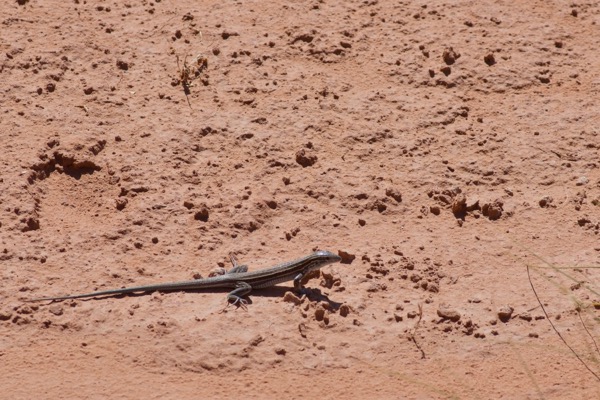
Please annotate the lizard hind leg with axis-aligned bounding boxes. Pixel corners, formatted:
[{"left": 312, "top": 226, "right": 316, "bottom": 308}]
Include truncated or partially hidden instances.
[{"left": 221, "top": 281, "right": 252, "bottom": 312}]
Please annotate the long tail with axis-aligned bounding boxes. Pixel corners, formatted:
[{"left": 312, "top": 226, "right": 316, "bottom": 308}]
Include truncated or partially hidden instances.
[{"left": 26, "top": 279, "right": 213, "bottom": 302}]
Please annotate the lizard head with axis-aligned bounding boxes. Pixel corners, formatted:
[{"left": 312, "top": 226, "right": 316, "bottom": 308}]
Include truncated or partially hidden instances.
[{"left": 309, "top": 250, "right": 342, "bottom": 270}]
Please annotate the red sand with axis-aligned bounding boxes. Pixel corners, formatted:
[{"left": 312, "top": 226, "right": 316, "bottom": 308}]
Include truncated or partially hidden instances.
[{"left": 1, "top": 1, "right": 599, "bottom": 398}]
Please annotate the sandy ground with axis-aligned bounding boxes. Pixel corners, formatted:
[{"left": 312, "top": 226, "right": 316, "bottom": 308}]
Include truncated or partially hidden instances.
[{"left": 1, "top": 0, "right": 600, "bottom": 398}]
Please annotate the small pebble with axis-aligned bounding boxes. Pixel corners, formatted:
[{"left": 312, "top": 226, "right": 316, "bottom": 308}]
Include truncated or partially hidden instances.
[
  {"left": 0, "top": 310, "right": 13, "bottom": 321},
  {"left": 407, "top": 311, "right": 418, "bottom": 319},
  {"left": 497, "top": 305, "right": 513, "bottom": 322},
  {"left": 274, "top": 347, "right": 286, "bottom": 355},
  {"left": 339, "top": 304, "right": 350, "bottom": 317},
  {"left": 283, "top": 291, "right": 302, "bottom": 305},
  {"left": 518, "top": 312, "right": 532, "bottom": 321},
  {"left": 48, "top": 305, "right": 63, "bottom": 316},
  {"left": 437, "top": 304, "right": 461, "bottom": 322}
]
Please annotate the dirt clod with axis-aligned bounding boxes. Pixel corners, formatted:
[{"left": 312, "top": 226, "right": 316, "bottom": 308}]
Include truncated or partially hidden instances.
[
  {"left": 437, "top": 304, "right": 461, "bottom": 322},
  {"left": 116, "top": 60, "right": 129, "bottom": 70},
  {"left": 385, "top": 188, "right": 402, "bottom": 203},
  {"left": 295, "top": 149, "right": 318, "bottom": 167},
  {"left": 194, "top": 207, "right": 209, "bottom": 222},
  {"left": 498, "top": 305, "right": 514, "bottom": 322},
  {"left": 451, "top": 194, "right": 467, "bottom": 217},
  {"left": 539, "top": 196, "right": 554, "bottom": 208},
  {"left": 115, "top": 198, "right": 128, "bottom": 210},
  {"left": 442, "top": 47, "right": 461, "bottom": 65},
  {"left": 484, "top": 53, "right": 496, "bottom": 66},
  {"left": 338, "top": 250, "right": 355, "bottom": 263},
  {"left": 0, "top": 311, "right": 12, "bottom": 321},
  {"left": 482, "top": 200, "right": 503, "bottom": 220},
  {"left": 48, "top": 305, "right": 63, "bottom": 316}
]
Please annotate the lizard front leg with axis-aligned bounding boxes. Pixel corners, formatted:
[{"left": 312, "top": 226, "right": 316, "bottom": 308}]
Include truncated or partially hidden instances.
[
  {"left": 293, "top": 272, "right": 305, "bottom": 293},
  {"left": 227, "top": 253, "right": 249, "bottom": 274},
  {"left": 294, "top": 270, "right": 322, "bottom": 295},
  {"left": 212, "top": 254, "right": 248, "bottom": 277}
]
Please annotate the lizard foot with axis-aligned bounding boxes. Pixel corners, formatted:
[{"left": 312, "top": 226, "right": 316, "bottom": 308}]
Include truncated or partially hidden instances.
[{"left": 219, "top": 296, "right": 248, "bottom": 313}]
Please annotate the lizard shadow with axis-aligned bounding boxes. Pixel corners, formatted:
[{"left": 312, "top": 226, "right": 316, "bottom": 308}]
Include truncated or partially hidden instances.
[
  {"left": 249, "top": 286, "right": 345, "bottom": 311},
  {"left": 70, "top": 285, "right": 344, "bottom": 310}
]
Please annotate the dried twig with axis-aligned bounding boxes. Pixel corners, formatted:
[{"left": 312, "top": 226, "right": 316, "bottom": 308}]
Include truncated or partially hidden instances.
[
  {"left": 175, "top": 54, "right": 208, "bottom": 109},
  {"left": 576, "top": 306, "right": 600, "bottom": 358},
  {"left": 409, "top": 303, "right": 426, "bottom": 359},
  {"left": 141, "top": 16, "right": 176, "bottom": 39},
  {"left": 527, "top": 265, "right": 600, "bottom": 382}
]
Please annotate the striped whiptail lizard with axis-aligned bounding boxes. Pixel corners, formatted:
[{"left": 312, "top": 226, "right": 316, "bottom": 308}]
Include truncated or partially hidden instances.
[{"left": 27, "top": 250, "right": 342, "bottom": 308}]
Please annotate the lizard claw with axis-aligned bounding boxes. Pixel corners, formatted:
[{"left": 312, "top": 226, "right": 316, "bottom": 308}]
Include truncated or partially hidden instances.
[
  {"left": 231, "top": 296, "right": 248, "bottom": 311},
  {"left": 219, "top": 296, "right": 248, "bottom": 313}
]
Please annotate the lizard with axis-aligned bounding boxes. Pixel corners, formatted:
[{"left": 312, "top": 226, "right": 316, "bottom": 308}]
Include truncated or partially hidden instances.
[{"left": 26, "top": 250, "right": 342, "bottom": 308}]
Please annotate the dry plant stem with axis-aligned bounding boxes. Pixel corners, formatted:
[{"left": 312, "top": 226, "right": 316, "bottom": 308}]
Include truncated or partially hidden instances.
[
  {"left": 409, "top": 303, "right": 426, "bottom": 360},
  {"left": 142, "top": 15, "right": 176, "bottom": 39},
  {"left": 176, "top": 54, "right": 208, "bottom": 109},
  {"left": 577, "top": 309, "right": 600, "bottom": 358},
  {"left": 527, "top": 265, "right": 600, "bottom": 382}
]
